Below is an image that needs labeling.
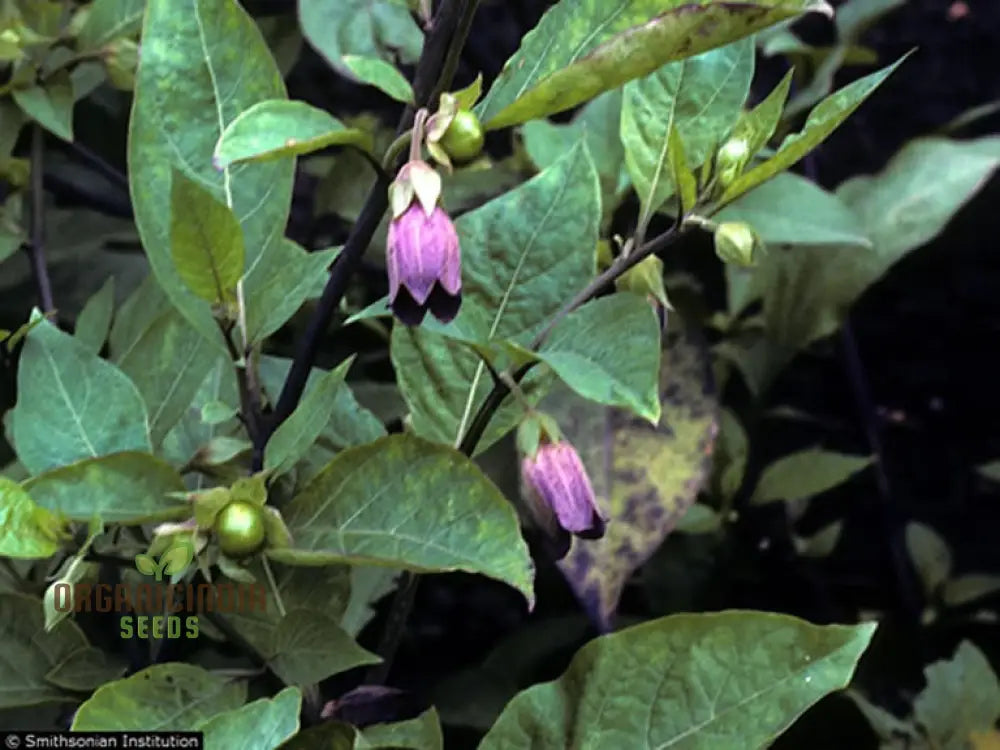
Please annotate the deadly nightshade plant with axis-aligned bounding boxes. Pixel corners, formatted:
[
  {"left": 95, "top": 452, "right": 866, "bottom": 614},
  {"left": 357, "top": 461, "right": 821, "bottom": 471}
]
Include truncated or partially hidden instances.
[{"left": 385, "top": 110, "right": 462, "bottom": 326}]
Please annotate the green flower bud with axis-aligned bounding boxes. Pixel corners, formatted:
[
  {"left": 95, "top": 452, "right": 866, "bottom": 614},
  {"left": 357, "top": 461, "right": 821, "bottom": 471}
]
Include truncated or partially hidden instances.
[
  {"left": 715, "top": 137, "right": 750, "bottom": 188},
  {"left": 713, "top": 221, "right": 760, "bottom": 267},
  {"left": 615, "top": 255, "right": 669, "bottom": 310},
  {"left": 105, "top": 37, "right": 139, "bottom": 91}
]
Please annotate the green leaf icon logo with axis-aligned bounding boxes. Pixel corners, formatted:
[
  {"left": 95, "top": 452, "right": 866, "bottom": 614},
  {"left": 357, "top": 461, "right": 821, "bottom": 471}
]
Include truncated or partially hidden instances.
[
  {"left": 135, "top": 554, "right": 158, "bottom": 577},
  {"left": 161, "top": 540, "right": 195, "bottom": 576}
]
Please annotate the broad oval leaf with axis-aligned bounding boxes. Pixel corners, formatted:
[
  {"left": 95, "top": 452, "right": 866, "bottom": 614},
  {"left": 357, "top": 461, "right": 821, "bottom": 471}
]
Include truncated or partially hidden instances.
[
  {"left": 541, "top": 319, "right": 719, "bottom": 630},
  {"left": 905, "top": 521, "right": 952, "bottom": 597},
  {"left": 12, "top": 73, "right": 75, "bottom": 142},
  {"left": 535, "top": 293, "right": 663, "bottom": 423},
  {"left": 750, "top": 448, "right": 872, "bottom": 505},
  {"left": 719, "top": 53, "right": 910, "bottom": 204},
  {"left": 129, "top": 0, "right": 294, "bottom": 348},
  {"left": 23, "top": 452, "right": 188, "bottom": 524},
  {"left": 0, "top": 592, "right": 90, "bottom": 708},
  {"left": 11, "top": 314, "right": 151, "bottom": 475},
  {"left": 914, "top": 641, "right": 1000, "bottom": 748},
  {"left": 341, "top": 55, "right": 415, "bottom": 104},
  {"left": 169, "top": 169, "right": 245, "bottom": 305},
  {"left": 0, "top": 478, "right": 65, "bottom": 559},
  {"left": 622, "top": 36, "right": 754, "bottom": 222},
  {"left": 475, "top": 0, "right": 825, "bottom": 130},
  {"left": 478, "top": 611, "right": 877, "bottom": 750},
  {"left": 391, "top": 140, "right": 600, "bottom": 454},
  {"left": 715, "top": 172, "right": 873, "bottom": 249},
  {"left": 72, "top": 663, "right": 248, "bottom": 730},
  {"left": 267, "top": 434, "right": 535, "bottom": 608},
  {"left": 297, "top": 0, "right": 423, "bottom": 77},
  {"left": 214, "top": 99, "right": 374, "bottom": 168},
  {"left": 268, "top": 609, "right": 381, "bottom": 686},
  {"left": 201, "top": 686, "right": 302, "bottom": 750}
]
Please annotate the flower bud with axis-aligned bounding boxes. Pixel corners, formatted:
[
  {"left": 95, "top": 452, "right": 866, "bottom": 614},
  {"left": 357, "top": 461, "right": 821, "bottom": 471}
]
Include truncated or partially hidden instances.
[
  {"left": 713, "top": 221, "right": 760, "bottom": 267},
  {"left": 521, "top": 439, "right": 607, "bottom": 559},
  {"left": 104, "top": 38, "right": 139, "bottom": 91},
  {"left": 386, "top": 201, "right": 462, "bottom": 326},
  {"left": 715, "top": 137, "right": 750, "bottom": 189}
]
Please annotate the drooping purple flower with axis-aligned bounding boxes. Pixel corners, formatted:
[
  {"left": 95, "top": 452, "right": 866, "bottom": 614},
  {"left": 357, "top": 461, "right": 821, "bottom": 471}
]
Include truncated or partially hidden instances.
[
  {"left": 386, "top": 200, "right": 462, "bottom": 326},
  {"left": 521, "top": 440, "right": 607, "bottom": 559}
]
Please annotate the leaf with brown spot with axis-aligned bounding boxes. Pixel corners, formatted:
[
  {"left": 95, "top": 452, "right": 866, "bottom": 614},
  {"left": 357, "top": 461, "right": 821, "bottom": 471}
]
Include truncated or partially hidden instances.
[{"left": 533, "top": 315, "right": 719, "bottom": 631}]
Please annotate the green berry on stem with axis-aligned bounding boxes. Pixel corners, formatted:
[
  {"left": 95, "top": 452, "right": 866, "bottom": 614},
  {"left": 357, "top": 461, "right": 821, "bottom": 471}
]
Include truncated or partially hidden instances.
[
  {"left": 439, "top": 110, "right": 485, "bottom": 162},
  {"left": 214, "top": 500, "right": 267, "bottom": 558}
]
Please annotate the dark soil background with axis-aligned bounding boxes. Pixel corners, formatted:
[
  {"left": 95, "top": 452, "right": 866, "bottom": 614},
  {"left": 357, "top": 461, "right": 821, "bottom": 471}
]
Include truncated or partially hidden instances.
[{"left": 3, "top": 0, "right": 1000, "bottom": 746}]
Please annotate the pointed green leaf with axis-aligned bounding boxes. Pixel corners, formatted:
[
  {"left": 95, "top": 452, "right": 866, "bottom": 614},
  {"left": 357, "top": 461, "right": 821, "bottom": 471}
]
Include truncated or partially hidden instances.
[
  {"left": 479, "top": 612, "right": 876, "bottom": 750},
  {"left": 12, "top": 73, "right": 75, "bottom": 141},
  {"left": 298, "top": 0, "right": 423, "bottom": 77},
  {"left": 534, "top": 293, "right": 662, "bottom": 422},
  {"left": 341, "top": 55, "right": 414, "bottom": 104},
  {"left": 668, "top": 122, "right": 698, "bottom": 215},
  {"left": 340, "top": 566, "right": 399, "bottom": 638},
  {"left": 363, "top": 708, "right": 444, "bottom": 750},
  {"left": 750, "top": 448, "right": 872, "bottom": 505},
  {"left": 914, "top": 641, "right": 1000, "bottom": 747},
  {"left": 476, "top": 0, "right": 822, "bottom": 130},
  {"left": 268, "top": 434, "right": 535, "bottom": 608},
  {"left": 265, "top": 357, "right": 354, "bottom": 477},
  {"left": 129, "top": 0, "right": 294, "bottom": 348},
  {"left": 44, "top": 647, "right": 129, "bottom": 692},
  {"left": 201, "top": 686, "right": 302, "bottom": 750},
  {"left": 75, "top": 276, "right": 116, "bottom": 353},
  {"left": 243, "top": 240, "right": 339, "bottom": 345},
  {"left": 905, "top": 521, "right": 952, "bottom": 597},
  {"left": 71, "top": 663, "right": 248, "bottom": 730},
  {"left": 0, "top": 477, "right": 64, "bottom": 559},
  {"left": 23, "top": 452, "right": 188, "bottom": 524},
  {"left": 720, "top": 53, "right": 910, "bottom": 204},
  {"left": 11, "top": 315, "right": 151, "bottom": 475},
  {"left": 78, "top": 0, "right": 146, "bottom": 51},
  {"left": 214, "top": 100, "right": 374, "bottom": 168},
  {"left": 0, "top": 593, "right": 90, "bottom": 708},
  {"left": 169, "top": 169, "right": 245, "bottom": 305},
  {"left": 108, "top": 272, "right": 173, "bottom": 362},
  {"left": 733, "top": 68, "right": 794, "bottom": 157},
  {"left": 543, "top": 320, "right": 719, "bottom": 630},
  {"left": 391, "top": 141, "right": 600, "bottom": 454},
  {"left": 117, "top": 307, "right": 221, "bottom": 446},
  {"left": 622, "top": 37, "right": 754, "bottom": 222},
  {"left": 268, "top": 609, "right": 381, "bottom": 686}
]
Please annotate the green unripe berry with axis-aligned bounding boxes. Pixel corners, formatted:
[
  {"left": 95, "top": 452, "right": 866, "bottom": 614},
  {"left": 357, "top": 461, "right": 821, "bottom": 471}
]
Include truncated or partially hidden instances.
[
  {"left": 439, "top": 109, "right": 485, "bottom": 162},
  {"left": 214, "top": 501, "right": 267, "bottom": 558}
]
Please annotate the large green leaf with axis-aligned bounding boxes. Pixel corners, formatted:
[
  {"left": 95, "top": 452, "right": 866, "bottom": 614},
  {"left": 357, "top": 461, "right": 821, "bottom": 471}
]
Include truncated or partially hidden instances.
[
  {"left": 12, "top": 73, "right": 75, "bottom": 142},
  {"left": 78, "top": 0, "right": 145, "bottom": 50},
  {"left": 478, "top": 611, "right": 877, "bottom": 749},
  {"left": 750, "top": 448, "right": 872, "bottom": 505},
  {"left": 714, "top": 172, "right": 872, "bottom": 249},
  {"left": 129, "top": 0, "right": 294, "bottom": 349},
  {"left": 914, "top": 641, "right": 1000, "bottom": 749},
  {"left": 11, "top": 315, "right": 151, "bottom": 475},
  {"left": 22, "top": 452, "right": 188, "bottom": 524},
  {"left": 535, "top": 293, "right": 662, "bottom": 423},
  {"left": 0, "top": 593, "right": 90, "bottom": 708},
  {"left": 391, "top": 141, "right": 600, "bottom": 454},
  {"left": 521, "top": 89, "right": 630, "bottom": 225},
  {"left": 200, "top": 686, "right": 301, "bottom": 750},
  {"left": 0, "top": 478, "right": 64, "bottom": 559},
  {"left": 475, "top": 0, "right": 823, "bottom": 130},
  {"left": 72, "top": 663, "right": 247, "bottom": 730},
  {"left": 117, "top": 307, "right": 221, "bottom": 446},
  {"left": 267, "top": 434, "right": 535, "bottom": 608},
  {"left": 622, "top": 37, "right": 754, "bottom": 223},
  {"left": 222, "top": 560, "right": 350, "bottom": 657},
  {"left": 242, "top": 241, "right": 338, "bottom": 345},
  {"left": 169, "top": 169, "right": 245, "bottom": 305},
  {"left": 268, "top": 609, "right": 381, "bottom": 686},
  {"left": 836, "top": 136, "right": 1000, "bottom": 263},
  {"left": 297, "top": 0, "right": 423, "bottom": 77},
  {"left": 719, "top": 54, "right": 909, "bottom": 204},
  {"left": 214, "top": 100, "right": 373, "bottom": 168},
  {"left": 541, "top": 318, "right": 719, "bottom": 630}
]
